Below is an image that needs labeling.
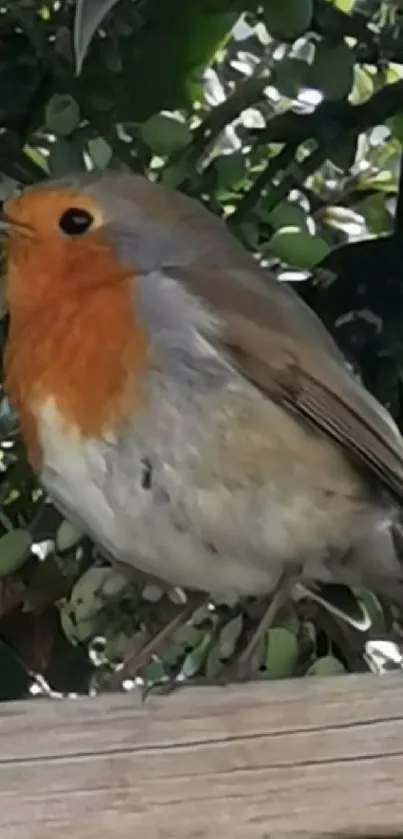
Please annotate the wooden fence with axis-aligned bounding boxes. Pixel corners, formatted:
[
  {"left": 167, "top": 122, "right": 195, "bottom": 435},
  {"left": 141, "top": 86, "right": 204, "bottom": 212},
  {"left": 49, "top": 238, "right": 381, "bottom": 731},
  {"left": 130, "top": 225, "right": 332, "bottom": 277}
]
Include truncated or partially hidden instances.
[{"left": 1, "top": 673, "right": 403, "bottom": 838}]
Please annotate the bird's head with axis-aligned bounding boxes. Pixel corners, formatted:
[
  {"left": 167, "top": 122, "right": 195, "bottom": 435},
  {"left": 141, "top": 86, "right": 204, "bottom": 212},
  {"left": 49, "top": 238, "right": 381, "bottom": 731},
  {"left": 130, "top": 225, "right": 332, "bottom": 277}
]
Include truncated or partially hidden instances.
[
  {"left": 2, "top": 174, "right": 139, "bottom": 315},
  {"left": 2, "top": 172, "right": 238, "bottom": 448},
  {"left": 2, "top": 171, "right": 239, "bottom": 321}
]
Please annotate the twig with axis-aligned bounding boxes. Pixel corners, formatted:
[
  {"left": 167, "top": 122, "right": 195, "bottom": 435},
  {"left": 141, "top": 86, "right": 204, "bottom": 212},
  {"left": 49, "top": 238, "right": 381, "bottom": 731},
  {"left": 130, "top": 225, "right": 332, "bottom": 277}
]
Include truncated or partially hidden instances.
[
  {"left": 230, "top": 142, "right": 298, "bottom": 226},
  {"left": 232, "top": 142, "right": 332, "bottom": 225},
  {"left": 190, "top": 66, "right": 270, "bottom": 164},
  {"left": 233, "top": 79, "right": 403, "bottom": 221},
  {"left": 313, "top": 0, "right": 380, "bottom": 63},
  {"left": 255, "top": 80, "right": 403, "bottom": 149}
]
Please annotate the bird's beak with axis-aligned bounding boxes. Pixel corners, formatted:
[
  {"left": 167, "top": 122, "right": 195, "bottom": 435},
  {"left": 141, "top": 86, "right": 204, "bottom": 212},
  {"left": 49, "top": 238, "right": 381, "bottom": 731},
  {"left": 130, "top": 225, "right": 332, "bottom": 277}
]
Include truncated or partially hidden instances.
[{"left": 0, "top": 213, "right": 32, "bottom": 238}]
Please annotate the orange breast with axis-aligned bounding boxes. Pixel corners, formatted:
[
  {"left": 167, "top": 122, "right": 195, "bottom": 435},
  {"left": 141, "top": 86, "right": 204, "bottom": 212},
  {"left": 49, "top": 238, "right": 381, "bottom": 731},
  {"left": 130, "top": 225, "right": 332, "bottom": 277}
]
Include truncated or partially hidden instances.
[{"left": 5, "top": 276, "right": 149, "bottom": 471}]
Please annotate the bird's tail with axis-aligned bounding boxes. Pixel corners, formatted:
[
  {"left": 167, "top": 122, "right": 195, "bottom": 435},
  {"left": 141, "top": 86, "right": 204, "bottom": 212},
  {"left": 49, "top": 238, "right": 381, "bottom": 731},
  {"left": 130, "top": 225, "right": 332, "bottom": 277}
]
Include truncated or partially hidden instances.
[{"left": 300, "top": 518, "right": 403, "bottom": 630}]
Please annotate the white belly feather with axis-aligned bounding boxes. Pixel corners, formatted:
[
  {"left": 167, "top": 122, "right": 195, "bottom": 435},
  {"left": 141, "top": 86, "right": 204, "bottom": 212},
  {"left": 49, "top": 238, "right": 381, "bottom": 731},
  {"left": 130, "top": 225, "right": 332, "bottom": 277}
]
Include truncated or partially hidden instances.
[{"left": 36, "top": 382, "right": 380, "bottom": 598}]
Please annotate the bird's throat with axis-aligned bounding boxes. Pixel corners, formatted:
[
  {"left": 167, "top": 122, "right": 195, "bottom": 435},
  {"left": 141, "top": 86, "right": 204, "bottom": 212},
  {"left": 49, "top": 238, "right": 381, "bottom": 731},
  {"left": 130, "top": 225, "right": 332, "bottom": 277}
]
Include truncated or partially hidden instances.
[{"left": 4, "top": 281, "right": 148, "bottom": 470}]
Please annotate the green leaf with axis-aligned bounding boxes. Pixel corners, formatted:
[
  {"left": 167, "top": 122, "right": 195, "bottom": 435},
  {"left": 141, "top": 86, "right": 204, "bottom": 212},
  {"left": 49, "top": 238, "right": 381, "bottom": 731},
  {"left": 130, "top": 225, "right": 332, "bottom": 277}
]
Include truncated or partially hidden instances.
[
  {"left": 218, "top": 614, "right": 243, "bottom": 659},
  {"left": 144, "top": 660, "right": 167, "bottom": 683},
  {"left": 272, "top": 58, "right": 309, "bottom": 98},
  {"left": 350, "top": 66, "right": 374, "bottom": 105},
  {"left": 159, "top": 642, "right": 184, "bottom": 666},
  {"left": 23, "top": 145, "right": 49, "bottom": 174},
  {"left": 328, "top": 136, "right": 357, "bottom": 172},
  {"left": 216, "top": 153, "right": 247, "bottom": 190},
  {"left": 323, "top": 205, "right": 364, "bottom": 234},
  {"left": 70, "top": 567, "right": 113, "bottom": 617},
  {"left": 59, "top": 606, "right": 79, "bottom": 646},
  {"left": 140, "top": 113, "right": 192, "bottom": 156},
  {"left": 357, "top": 170, "right": 396, "bottom": 193},
  {"left": 262, "top": 200, "right": 310, "bottom": 232},
  {"left": 74, "top": 0, "right": 127, "bottom": 76},
  {"left": 161, "top": 159, "right": 193, "bottom": 189},
  {"left": 238, "top": 222, "right": 260, "bottom": 249},
  {"left": 56, "top": 520, "right": 84, "bottom": 553},
  {"left": 173, "top": 624, "right": 203, "bottom": 649},
  {"left": 359, "top": 192, "right": 391, "bottom": 235},
  {"left": 264, "top": 627, "right": 299, "bottom": 679},
  {"left": 308, "top": 655, "right": 346, "bottom": 676},
  {"left": 268, "top": 227, "right": 330, "bottom": 268},
  {"left": 87, "top": 137, "right": 113, "bottom": 169},
  {"left": 0, "top": 529, "right": 32, "bottom": 578},
  {"left": 263, "top": 0, "right": 313, "bottom": 41},
  {"left": 387, "top": 113, "right": 403, "bottom": 145},
  {"left": 358, "top": 592, "right": 386, "bottom": 630},
  {"left": 307, "top": 41, "right": 355, "bottom": 101},
  {"left": 99, "top": 570, "right": 128, "bottom": 598},
  {"left": 48, "top": 140, "right": 86, "bottom": 177},
  {"left": 331, "top": 0, "right": 355, "bottom": 10},
  {"left": 45, "top": 95, "right": 81, "bottom": 137},
  {"left": 179, "top": 633, "right": 212, "bottom": 679}
]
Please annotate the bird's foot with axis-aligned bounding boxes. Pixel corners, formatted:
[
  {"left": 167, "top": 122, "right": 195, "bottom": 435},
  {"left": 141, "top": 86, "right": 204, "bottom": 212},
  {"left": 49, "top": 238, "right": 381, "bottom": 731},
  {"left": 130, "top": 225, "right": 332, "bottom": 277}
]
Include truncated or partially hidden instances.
[
  {"left": 107, "top": 591, "right": 207, "bottom": 691},
  {"left": 141, "top": 568, "right": 300, "bottom": 700},
  {"left": 141, "top": 655, "right": 265, "bottom": 701},
  {"left": 141, "top": 671, "right": 228, "bottom": 701}
]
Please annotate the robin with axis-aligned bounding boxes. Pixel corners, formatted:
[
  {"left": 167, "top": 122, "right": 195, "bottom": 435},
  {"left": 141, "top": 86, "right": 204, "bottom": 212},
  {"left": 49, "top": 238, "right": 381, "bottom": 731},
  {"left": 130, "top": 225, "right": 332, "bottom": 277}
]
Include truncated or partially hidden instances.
[{"left": 3, "top": 171, "right": 403, "bottom": 679}]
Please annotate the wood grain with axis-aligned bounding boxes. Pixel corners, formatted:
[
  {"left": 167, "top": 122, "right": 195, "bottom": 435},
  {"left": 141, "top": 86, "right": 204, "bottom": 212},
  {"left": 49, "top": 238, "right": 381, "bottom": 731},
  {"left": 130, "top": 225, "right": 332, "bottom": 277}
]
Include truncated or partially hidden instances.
[{"left": 1, "top": 673, "right": 403, "bottom": 838}]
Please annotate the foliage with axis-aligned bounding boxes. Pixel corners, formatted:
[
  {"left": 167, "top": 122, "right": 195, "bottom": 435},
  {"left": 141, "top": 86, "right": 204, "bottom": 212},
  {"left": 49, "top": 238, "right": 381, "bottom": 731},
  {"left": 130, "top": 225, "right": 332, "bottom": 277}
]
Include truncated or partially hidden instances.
[{"left": 0, "top": 0, "right": 402, "bottom": 699}]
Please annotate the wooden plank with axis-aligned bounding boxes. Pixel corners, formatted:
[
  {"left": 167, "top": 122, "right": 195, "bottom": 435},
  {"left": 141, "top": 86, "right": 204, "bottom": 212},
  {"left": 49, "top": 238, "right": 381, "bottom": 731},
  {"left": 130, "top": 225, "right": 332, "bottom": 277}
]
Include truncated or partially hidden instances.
[{"left": 0, "top": 673, "right": 403, "bottom": 838}]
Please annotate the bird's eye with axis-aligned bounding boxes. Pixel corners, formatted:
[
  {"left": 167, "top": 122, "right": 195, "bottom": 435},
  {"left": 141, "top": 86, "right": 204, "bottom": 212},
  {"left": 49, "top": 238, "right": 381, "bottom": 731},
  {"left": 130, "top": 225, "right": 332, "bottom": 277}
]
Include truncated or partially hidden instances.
[{"left": 58, "top": 207, "right": 94, "bottom": 236}]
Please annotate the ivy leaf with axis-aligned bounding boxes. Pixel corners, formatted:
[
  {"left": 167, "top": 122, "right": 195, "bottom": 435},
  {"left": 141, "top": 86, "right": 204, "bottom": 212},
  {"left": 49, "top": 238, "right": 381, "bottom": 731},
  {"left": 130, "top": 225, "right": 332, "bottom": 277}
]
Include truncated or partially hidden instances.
[
  {"left": 45, "top": 95, "right": 80, "bottom": 137},
  {"left": 264, "top": 627, "right": 299, "bottom": 679},
  {"left": 140, "top": 113, "right": 192, "bottom": 156},
  {"left": 307, "top": 655, "right": 347, "bottom": 676},
  {"left": 268, "top": 227, "right": 330, "bottom": 269},
  {"left": 0, "top": 530, "right": 32, "bottom": 578}
]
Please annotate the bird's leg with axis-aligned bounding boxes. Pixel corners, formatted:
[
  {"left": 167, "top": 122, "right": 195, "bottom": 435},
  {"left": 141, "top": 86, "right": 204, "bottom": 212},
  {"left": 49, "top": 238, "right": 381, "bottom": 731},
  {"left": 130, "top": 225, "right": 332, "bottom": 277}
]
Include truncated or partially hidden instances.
[
  {"left": 147, "top": 565, "right": 301, "bottom": 697},
  {"left": 108, "top": 591, "right": 207, "bottom": 690},
  {"left": 227, "top": 563, "right": 301, "bottom": 682}
]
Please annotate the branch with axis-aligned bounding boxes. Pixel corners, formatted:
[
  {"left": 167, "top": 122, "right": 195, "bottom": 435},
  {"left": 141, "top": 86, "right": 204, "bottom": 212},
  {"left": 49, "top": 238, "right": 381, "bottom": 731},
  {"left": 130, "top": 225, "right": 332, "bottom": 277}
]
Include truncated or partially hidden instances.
[
  {"left": 313, "top": 0, "right": 380, "bottom": 62},
  {"left": 189, "top": 68, "right": 270, "bottom": 163},
  {"left": 230, "top": 143, "right": 298, "bottom": 227},
  {"left": 162, "top": 59, "right": 274, "bottom": 192},
  {"left": 231, "top": 143, "right": 328, "bottom": 227},
  {"left": 233, "top": 80, "right": 403, "bottom": 221},
  {"left": 256, "top": 80, "right": 403, "bottom": 148}
]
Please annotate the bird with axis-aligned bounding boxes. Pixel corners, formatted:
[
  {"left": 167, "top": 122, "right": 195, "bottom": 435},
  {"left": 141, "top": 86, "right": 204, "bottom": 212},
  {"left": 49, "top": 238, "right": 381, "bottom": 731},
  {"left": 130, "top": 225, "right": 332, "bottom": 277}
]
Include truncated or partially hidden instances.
[{"left": 3, "top": 170, "right": 403, "bottom": 680}]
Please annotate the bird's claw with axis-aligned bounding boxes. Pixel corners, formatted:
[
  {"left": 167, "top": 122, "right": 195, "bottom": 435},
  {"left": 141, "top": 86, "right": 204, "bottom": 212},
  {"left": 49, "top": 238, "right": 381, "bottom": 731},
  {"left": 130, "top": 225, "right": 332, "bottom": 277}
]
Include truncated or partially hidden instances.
[{"left": 140, "top": 659, "right": 267, "bottom": 701}]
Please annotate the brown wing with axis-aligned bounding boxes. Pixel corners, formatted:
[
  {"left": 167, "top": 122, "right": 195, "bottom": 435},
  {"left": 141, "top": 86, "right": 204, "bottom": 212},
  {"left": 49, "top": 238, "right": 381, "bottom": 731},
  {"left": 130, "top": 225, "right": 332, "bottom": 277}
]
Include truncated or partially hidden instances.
[
  {"left": 87, "top": 171, "right": 403, "bottom": 501},
  {"left": 171, "top": 262, "right": 403, "bottom": 504}
]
